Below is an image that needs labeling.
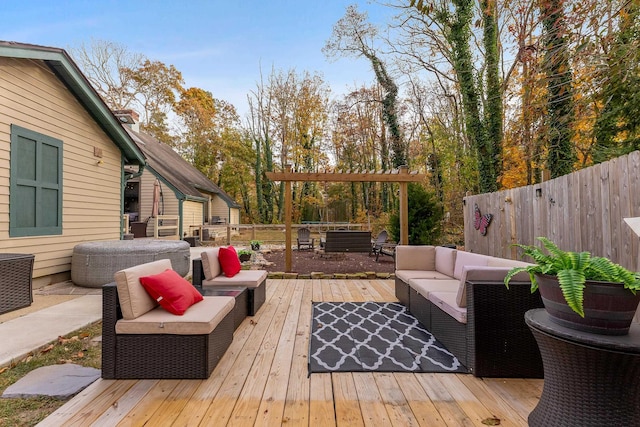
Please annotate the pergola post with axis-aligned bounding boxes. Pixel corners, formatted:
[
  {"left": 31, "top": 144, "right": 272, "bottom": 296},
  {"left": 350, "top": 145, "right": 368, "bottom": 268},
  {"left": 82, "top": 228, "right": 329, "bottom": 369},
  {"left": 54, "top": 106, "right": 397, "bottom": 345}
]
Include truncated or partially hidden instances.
[
  {"left": 284, "top": 164, "right": 293, "bottom": 272},
  {"left": 399, "top": 166, "right": 409, "bottom": 245},
  {"left": 265, "top": 166, "right": 425, "bottom": 272}
]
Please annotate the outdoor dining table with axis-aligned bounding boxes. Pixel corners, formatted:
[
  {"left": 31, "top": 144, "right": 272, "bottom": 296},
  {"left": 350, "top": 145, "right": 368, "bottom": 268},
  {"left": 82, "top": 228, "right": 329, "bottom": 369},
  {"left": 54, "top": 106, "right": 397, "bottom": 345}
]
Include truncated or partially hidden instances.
[{"left": 525, "top": 308, "right": 640, "bottom": 427}]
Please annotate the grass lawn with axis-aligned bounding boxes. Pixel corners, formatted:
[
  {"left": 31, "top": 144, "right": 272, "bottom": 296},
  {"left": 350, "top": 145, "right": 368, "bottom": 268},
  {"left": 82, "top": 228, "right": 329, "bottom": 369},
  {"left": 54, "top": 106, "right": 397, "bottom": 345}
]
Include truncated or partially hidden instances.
[{"left": 0, "top": 322, "right": 102, "bottom": 427}]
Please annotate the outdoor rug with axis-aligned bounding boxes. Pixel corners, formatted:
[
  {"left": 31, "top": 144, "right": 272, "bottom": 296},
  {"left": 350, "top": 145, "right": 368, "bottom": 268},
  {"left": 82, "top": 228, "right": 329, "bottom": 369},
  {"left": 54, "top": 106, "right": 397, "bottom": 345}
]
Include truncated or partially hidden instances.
[{"left": 309, "top": 302, "right": 467, "bottom": 374}]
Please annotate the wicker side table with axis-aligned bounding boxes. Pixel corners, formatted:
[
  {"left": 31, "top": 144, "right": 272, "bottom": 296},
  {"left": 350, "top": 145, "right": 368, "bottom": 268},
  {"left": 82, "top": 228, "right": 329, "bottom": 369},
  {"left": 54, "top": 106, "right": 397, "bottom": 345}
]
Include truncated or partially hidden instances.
[
  {"left": 525, "top": 309, "right": 640, "bottom": 427},
  {"left": 200, "top": 286, "right": 248, "bottom": 330},
  {"left": 0, "top": 253, "right": 35, "bottom": 315}
]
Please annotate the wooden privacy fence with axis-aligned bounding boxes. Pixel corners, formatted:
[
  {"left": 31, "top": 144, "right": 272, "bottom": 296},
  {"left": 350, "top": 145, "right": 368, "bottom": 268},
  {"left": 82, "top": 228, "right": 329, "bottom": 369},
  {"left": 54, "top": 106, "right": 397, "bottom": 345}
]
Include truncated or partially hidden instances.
[{"left": 464, "top": 150, "right": 640, "bottom": 272}]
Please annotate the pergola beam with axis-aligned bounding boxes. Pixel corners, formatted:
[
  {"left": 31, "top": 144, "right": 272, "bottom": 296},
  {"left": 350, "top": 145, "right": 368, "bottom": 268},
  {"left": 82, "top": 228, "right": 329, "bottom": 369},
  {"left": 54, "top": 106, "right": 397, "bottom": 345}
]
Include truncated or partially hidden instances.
[
  {"left": 265, "top": 165, "right": 425, "bottom": 271},
  {"left": 265, "top": 170, "right": 424, "bottom": 183}
]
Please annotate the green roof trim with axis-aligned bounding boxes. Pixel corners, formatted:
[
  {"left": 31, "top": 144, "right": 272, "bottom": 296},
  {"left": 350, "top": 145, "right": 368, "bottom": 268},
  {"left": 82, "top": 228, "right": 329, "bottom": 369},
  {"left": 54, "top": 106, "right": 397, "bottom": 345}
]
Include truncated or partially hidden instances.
[{"left": 0, "top": 41, "right": 145, "bottom": 165}]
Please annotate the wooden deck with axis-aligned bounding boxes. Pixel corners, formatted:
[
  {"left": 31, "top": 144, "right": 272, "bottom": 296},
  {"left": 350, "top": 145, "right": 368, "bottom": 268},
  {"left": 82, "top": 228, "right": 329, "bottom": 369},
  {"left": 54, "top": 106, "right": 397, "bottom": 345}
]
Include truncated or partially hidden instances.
[{"left": 39, "top": 279, "right": 542, "bottom": 426}]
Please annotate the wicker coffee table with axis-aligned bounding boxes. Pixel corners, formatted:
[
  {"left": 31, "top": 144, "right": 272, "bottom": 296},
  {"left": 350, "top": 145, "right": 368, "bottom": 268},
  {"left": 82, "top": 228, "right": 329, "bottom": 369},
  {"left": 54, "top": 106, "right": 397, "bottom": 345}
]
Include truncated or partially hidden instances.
[
  {"left": 525, "top": 309, "right": 640, "bottom": 427},
  {"left": 200, "top": 286, "right": 248, "bottom": 330}
]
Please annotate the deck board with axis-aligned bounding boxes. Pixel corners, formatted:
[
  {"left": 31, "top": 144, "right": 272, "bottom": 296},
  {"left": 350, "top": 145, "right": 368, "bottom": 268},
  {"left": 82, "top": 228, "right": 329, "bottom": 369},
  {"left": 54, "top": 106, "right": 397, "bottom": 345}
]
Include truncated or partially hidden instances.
[
  {"left": 42, "top": 279, "right": 539, "bottom": 426},
  {"left": 282, "top": 280, "right": 312, "bottom": 425},
  {"left": 374, "top": 372, "right": 421, "bottom": 426}
]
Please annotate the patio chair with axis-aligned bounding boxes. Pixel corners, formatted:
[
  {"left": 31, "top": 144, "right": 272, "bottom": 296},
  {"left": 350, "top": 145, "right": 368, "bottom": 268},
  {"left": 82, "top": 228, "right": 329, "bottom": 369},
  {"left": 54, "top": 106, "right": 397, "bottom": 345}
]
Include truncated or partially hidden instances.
[
  {"left": 297, "top": 227, "right": 315, "bottom": 250},
  {"left": 370, "top": 230, "right": 388, "bottom": 256},
  {"left": 371, "top": 230, "right": 396, "bottom": 262}
]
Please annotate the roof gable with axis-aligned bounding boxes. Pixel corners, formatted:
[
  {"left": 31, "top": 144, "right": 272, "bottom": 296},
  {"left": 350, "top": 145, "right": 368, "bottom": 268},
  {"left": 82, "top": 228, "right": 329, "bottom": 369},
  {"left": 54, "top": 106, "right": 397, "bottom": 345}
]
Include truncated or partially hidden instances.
[
  {"left": 0, "top": 41, "right": 145, "bottom": 165},
  {"left": 125, "top": 128, "right": 240, "bottom": 208}
]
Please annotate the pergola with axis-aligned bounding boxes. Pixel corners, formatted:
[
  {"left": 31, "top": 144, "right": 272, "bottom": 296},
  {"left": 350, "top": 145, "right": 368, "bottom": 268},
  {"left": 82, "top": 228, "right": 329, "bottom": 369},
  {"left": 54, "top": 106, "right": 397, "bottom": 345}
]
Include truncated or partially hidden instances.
[{"left": 265, "top": 165, "right": 426, "bottom": 271}]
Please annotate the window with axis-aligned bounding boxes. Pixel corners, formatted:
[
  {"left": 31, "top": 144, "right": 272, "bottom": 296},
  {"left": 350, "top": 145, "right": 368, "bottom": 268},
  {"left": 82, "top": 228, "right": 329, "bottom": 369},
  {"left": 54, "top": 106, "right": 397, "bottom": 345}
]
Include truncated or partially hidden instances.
[{"left": 10, "top": 125, "right": 63, "bottom": 237}]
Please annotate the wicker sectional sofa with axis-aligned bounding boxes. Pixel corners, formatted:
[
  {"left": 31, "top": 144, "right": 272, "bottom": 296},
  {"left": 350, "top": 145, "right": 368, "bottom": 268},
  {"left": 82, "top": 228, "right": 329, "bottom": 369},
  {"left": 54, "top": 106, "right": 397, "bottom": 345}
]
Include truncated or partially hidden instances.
[
  {"left": 395, "top": 245, "right": 544, "bottom": 378},
  {"left": 102, "top": 259, "right": 235, "bottom": 379}
]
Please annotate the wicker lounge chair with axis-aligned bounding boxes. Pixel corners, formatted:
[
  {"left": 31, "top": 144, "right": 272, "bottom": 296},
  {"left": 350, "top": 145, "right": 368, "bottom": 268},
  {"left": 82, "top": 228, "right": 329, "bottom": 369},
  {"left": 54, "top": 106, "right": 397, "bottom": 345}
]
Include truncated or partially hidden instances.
[
  {"left": 102, "top": 259, "right": 235, "bottom": 379},
  {"left": 297, "top": 227, "right": 315, "bottom": 250}
]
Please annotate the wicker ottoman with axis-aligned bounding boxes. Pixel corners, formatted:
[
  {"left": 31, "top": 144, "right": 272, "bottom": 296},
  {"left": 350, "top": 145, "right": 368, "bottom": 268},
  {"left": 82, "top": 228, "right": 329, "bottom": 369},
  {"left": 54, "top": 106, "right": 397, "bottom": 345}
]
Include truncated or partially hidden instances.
[
  {"left": 0, "top": 254, "right": 35, "bottom": 315},
  {"left": 71, "top": 240, "right": 190, "bottom": 288}
]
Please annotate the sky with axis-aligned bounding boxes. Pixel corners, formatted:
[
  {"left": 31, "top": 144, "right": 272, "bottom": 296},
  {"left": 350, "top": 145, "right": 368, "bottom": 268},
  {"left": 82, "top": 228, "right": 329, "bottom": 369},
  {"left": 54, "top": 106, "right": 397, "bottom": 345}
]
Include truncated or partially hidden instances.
[{"left": 1, "top": 0, "right": 395, "bottom": 118}]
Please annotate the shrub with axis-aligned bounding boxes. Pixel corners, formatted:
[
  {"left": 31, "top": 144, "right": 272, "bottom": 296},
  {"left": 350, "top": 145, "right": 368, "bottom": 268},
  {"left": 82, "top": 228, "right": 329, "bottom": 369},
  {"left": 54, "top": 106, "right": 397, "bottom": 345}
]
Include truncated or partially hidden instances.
[{"left": 389, "top": 183, "right": 443, "bottom": 245}]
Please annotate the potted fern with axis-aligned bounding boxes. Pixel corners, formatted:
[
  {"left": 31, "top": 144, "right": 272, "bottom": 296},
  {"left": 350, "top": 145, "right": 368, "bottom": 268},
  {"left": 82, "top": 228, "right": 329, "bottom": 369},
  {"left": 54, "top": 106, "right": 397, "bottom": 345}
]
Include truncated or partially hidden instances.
[{"left": 505, "top": 237, "right": 640, "bottom": 335}]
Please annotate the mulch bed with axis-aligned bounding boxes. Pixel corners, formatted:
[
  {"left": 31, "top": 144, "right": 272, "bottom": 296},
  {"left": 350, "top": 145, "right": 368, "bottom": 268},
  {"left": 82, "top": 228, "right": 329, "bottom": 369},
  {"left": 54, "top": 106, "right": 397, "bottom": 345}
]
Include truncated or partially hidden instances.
[{"left": 262, "top": 249, "right": 395, "bottom": 275}]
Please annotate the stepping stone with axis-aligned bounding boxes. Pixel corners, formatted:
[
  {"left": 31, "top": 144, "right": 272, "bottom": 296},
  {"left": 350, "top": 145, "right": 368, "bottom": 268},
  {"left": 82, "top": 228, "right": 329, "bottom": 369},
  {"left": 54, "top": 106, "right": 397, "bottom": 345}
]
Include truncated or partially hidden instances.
[{"left": 2, "top": 364, "right": 100, "bottom": 399}]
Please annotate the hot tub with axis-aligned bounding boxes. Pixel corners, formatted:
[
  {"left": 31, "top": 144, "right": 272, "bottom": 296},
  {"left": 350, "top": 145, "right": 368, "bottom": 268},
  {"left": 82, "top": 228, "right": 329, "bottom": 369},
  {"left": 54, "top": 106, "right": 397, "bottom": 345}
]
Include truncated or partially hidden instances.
[{"left": 71, "top": 240, "right": 191, "bottom": 288}]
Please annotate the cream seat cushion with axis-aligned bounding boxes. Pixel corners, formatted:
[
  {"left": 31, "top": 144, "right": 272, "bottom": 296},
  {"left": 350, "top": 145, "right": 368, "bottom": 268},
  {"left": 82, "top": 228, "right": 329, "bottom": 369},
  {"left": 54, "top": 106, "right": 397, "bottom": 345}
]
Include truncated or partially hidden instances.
[
  {"left": 408, "top": 278, "right": 460, "bottom": 299},
  {"left": 203, "top": 270, "right": 267, "bottom": 288},
  {"left": 396, "top": 269, "right": 453, "bottom": 283},
  {"left": 116, "top": 296, "right": 235, "bottom": 335},
  {"left": 114, "top": 259, "right": 172, "bottom": 320},
  {"left": 428, "top": 291, "right": 467, "bottom": 324}
]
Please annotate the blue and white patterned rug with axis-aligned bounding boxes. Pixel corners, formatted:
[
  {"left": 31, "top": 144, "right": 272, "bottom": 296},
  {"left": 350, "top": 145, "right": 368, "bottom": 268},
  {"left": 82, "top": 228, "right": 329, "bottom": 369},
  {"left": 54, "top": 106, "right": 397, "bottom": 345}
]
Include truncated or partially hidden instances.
[{"left": 309, "top": 302, "right": 467, "bottom": 374}]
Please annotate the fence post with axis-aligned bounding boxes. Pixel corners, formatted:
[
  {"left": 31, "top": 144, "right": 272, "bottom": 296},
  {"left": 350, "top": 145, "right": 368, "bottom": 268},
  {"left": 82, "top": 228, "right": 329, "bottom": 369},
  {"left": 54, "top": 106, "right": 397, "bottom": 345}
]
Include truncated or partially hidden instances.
[{"left": 226, "top": 225, "right": 231, "bottom": 245}]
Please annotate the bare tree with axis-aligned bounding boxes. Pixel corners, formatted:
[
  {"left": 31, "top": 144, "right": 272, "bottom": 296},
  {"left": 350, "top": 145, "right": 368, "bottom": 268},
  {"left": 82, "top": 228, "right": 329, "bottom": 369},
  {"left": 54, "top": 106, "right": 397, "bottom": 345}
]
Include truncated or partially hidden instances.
[
  {"left": 70, "top": 39, "right": 143, "bottom": 110},
  {"left": 324, "top": 4, "right": 406, "bottom": 168}
]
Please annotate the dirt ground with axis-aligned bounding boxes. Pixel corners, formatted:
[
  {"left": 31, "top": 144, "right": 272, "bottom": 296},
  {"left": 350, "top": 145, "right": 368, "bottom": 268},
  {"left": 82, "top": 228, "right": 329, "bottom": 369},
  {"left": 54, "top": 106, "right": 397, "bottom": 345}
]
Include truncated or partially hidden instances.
[{"left": 262, "top": 249, "right": 395, "bottom": 274}]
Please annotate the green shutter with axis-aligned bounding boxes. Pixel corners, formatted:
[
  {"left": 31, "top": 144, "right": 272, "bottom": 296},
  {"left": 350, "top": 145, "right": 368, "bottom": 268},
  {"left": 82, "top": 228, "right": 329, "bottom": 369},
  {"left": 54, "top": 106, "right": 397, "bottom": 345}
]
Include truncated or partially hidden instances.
[{"left": 10, "top": 125, "right": 63, "bottom": 237}]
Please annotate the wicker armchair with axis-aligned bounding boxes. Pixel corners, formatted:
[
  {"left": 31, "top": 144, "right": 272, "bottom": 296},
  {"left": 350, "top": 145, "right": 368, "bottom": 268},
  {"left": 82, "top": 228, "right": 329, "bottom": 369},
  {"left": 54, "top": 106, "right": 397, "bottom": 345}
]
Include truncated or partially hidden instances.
[{"left": 102, "top": 283, "right": 234, "bottom": 379}]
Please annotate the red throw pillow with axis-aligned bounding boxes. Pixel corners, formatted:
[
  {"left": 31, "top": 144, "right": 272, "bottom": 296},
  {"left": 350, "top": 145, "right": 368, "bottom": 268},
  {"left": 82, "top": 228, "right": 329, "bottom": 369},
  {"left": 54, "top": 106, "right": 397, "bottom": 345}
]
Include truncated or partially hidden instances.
[
  {"left": 218, "top": 246, "right": 241, "bottom": 277},
  {"left": 139, "top": 269, "right": 203, "bottom": 315}
]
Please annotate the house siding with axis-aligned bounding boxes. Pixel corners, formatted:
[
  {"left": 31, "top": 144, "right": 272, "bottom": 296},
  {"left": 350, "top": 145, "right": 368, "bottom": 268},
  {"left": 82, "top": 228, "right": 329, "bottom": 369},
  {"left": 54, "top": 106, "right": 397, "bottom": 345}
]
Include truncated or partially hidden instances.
[
  {"left": 229, "top": 207, "right": 240, "bottom": 225},
  {"left": 211, "top": 197, "right": 230, "bottom": 222},
  {"left": 0, "top": 57, "right": 123, "bottom": 284},
  {"left": 182, "top": 200, "right": 203, "bottom": 235}
]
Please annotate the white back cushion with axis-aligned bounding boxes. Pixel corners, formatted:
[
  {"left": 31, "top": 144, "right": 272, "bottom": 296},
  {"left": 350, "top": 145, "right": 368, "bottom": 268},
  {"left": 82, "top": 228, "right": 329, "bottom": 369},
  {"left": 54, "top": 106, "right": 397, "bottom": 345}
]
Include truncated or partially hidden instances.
[
  {"left": 114, "top": 259, "right": 172, "bottom": 320},
  {"left": 200, "top": 248, "right": 221, "bottom": 279},
  {"left": 453, "top": 251, "right": 489, "bottom": 279},
  {"left": 394, "top": 245, "right": 436, "bottom": 271},
  {"left": 435, "top": 246, "right": 457, "bottom": 277}
]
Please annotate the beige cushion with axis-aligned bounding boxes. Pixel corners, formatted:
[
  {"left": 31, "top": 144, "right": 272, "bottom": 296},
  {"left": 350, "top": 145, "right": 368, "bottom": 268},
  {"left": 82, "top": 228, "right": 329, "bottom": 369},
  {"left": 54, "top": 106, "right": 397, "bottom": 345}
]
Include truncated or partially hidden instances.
[
  {"left": 116, "top": 296, "right": 235, "bottom": 335},
  {"left": 394, "top": 246, "right": 436, "bottom": 271},
  {"left": 435, "top": 246, "right": 457, "bottom": 277},
  {"left": 428, "top": 291, "right": 467, "bottom": 324},
  {"left": 455, "top": 266, "right": 531, "bottom": 307},
  {"left": 453, "top": 251, "right": 489, "bottom": 279},
  {"left": 114, "top": 259, "right": 171, "bottom": 320},
  {"left": 408, "top": 278, "right": 460, "bottom": 299},
  {"left": 396, "top": 270, "right": 453, "bottom": 283},
  {"left": 200, "top": 248, "right": 221, "bottom": 279},
  {"left": 203, "top": 269, "right": 267, "bottom": 288}
]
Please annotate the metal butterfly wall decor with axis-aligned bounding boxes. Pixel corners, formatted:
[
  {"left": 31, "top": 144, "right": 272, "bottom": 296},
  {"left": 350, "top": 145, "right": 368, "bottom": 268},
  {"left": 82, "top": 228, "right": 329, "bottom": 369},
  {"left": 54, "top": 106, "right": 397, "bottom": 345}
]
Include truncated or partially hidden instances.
[{"left": 474, "top": 204, "right": 493, "bottom": 236}]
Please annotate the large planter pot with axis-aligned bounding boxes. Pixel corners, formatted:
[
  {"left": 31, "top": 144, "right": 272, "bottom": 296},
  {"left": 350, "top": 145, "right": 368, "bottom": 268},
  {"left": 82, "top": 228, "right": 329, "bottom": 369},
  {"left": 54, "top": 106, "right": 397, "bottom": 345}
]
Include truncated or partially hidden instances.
[
  {"left": 239, "top": 253, "right": 251, "bottom": 262},
  {"left": 536, "top": 273, "right": 640, "bottom": 335}
]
